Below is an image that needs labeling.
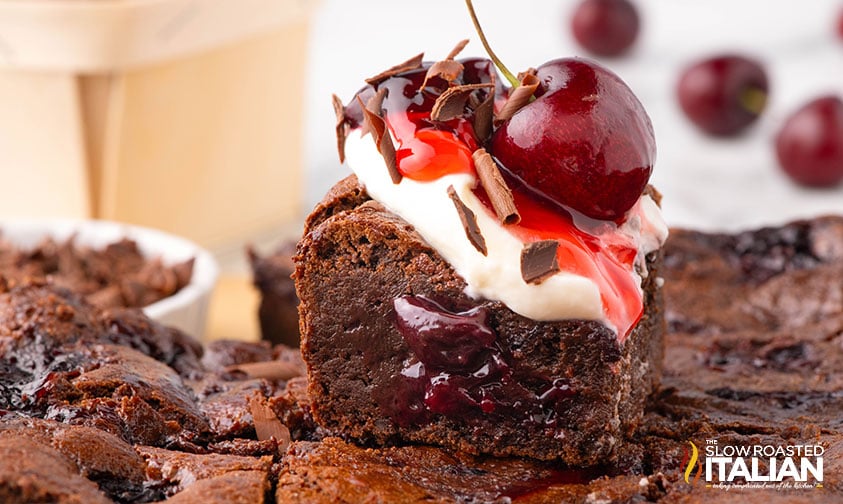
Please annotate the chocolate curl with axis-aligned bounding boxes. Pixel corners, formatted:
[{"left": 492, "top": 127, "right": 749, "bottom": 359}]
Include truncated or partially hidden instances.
[
  {"left": 332, "top": 94, "right": 350, "bottom": 163},
  {"left": 419, "top": 39, "right": 470, "bottom": 90},
  {"left": 366, "top": 53, "right": 424, "bottom": 85},
  {"left": 430, "top": 83, "right": 494, "bottom": 122},
  {"left": 248, "top": 395, "right": 291, "bottom": 451},
  {"left": 644, "top": 184, "right": 663, "bottom": 207},
  {"left": 473, "top": 70, "right": 496, "bottom": 144},
  {"left": 357, "top": 89, "right": 402, "bottom": 184},
  {"left": 496, "top": 71, "right": 540, "bottom": 124},
  {"left": 225, "top": 360, "right": 303, "bottom": 381},
  {"left": 446, "top": 39, "right": 470, "bottom": 60},
  {"left": 447, "top": 185, "right": 487, "bottom": 256},
  {"left": 521, "top": 240, "right": 560, "bottom": 285},
  {"left": 472, "top": 149, "right": 520, "bottom": 225},
  {"left": 517, "top": 67, "right": 538, "bottom": 82}
]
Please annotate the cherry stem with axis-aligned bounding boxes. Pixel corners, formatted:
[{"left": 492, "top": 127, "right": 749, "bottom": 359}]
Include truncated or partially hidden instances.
[
  {"left": 740, "top": 86, "right": 767, "bottom": 116},
  {"left": 464, "top": 0, "right": 520, "bottom": 88}
]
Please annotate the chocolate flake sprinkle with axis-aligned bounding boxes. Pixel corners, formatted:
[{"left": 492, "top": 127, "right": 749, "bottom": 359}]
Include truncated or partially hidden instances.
[
  {"left": 248, "top": 396, "right": 291, "bottom": 450},
  {"left": 358, "top": 90, "right": 402, "bottom": 184},
  {"left": 332, "top": 94, "right": 349, "bottom": 163},
  {"left": 420, "top": 60, "right": 464, "bottom": 90},
  {"left": 496, "top": 71, "right": 540, "bottom": 124},
  {"left": 446, "top": 38, "right": 470, "bottom": 60},
  {"left": 644, "top": 184, "right": 663, "bottom": 207},
  {"left": 473, "top": 71, "right": 496, "bottom": 143},
  {"left": 226, "top": 360, "right": 302, "bottom": 381},
  {"left": 365, "top": 52, "right": 424, "bottom": 85},
  {"left": 447, "top": 185, "right": 487, "bottom": 256},
  {"left": 431, "top": 83, "right": 494, "bottom": 122},
  {"left": 473, "top": 148, "right": 520, "bottom": 225},
  {"left": 419, "top": 39, "right": 471, "bottom": 90},
  {"left": 521, "top": 240, "right": 560, "bottom": 284}
]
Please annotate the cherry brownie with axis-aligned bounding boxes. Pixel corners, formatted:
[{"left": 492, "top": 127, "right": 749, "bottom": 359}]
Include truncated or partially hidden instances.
[
  {"left": 295, "top": 175, "right": 664, "bottom": 465},
  {"left": 294, "top": 42, "right": 667, "bottom": 465}
]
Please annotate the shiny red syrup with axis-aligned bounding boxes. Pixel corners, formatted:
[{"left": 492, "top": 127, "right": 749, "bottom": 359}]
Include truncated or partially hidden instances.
[
  {"left": 388, "top": 296, "right": 576, "bottom": 427},
  {"left": 474, "top": 183, "right": 642, "bottom": 338},
  {"left": 344, "top": 58, "right": 500, "bottom": 180}
]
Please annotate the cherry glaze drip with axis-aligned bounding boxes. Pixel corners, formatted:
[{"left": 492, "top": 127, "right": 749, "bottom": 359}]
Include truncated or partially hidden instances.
[{"left": 388, "top": 296, "right": 576, "bottom": 427}]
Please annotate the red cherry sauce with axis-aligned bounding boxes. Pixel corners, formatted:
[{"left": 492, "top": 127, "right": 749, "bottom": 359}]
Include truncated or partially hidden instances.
[
  {"left": 390, "top": 296, "right": 575, "bottom": 427},
  {"left": 345, "top": 59, "right": 501, "bottom": 180},
  {"left": 475, "top": 185, "right": 642, "bottom": 339}
]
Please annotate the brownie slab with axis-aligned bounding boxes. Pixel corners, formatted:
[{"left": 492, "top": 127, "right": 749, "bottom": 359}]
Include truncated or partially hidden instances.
[{"left": 294, "top": 175, "right": 664, "bottom": 465}]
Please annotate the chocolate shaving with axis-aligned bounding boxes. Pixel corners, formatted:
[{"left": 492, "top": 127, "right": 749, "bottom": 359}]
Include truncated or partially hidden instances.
[
  {"left": 358, "top": 90, "right": 402, "bottom": 184},
  {"left": 517, "top": 67, "right": 538, "bottom": 82},
  {"left": 521, "top": 240, "right": 560, "bottom": 284},
  {"left": 447, "top": 185, "right": 487, "bottom": 256},
  {"left": 473, "top": 149, "right": 520, "bottom": 225},
  {"left": 473, "top": 70, "right": 496, "bottom": 144},
  {"left": 419, "top": 39, "right": 470, "bottom": 91},
  {"left": 430, "top": 83, "right": 494, "bottom": 122},
  {"left": 420, "top": 60, "right": 464, "bottom": 89},
  {"left": 365, "top": 52, "right": 424, "bottom": 85},
  {"left": 226, "top": 360, "right": 302, "bottom": 381},
  {"left": 248, "top": 395, "right": 291, "bottom": 451},
  {"left": 496, "top": 72, "right": 540, "bottom": 124},
  {"left": 332, "top": 94, "right": 349, "bottom": 163},
  {"left": 644, "top": 184, "right": 663, "bottom": 207},
  {"left": 446, "top": 39, "right": 470, "bottom": 60}
]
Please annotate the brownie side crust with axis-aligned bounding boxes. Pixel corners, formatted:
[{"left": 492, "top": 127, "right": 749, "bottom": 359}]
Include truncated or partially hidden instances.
[{"left": 295, "top": 175, "right": 664, "bottom": 465}]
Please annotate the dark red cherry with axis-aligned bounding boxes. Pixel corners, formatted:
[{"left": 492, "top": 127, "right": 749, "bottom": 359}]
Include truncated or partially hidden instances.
[
  {"left": 676, "top": 55, "right": 768, "bottom": 136},
  {"left": 775, "top": 95, "right": 843, "bottom": 187},
  {"left": 491, "top": 58, "right": 655, "bottom": 222},
  {"left": 838, "top": 7, "right": 843, "bottom": 40},
  {"left": 571, "top": 0, "right": 640, "bottom": 57}
]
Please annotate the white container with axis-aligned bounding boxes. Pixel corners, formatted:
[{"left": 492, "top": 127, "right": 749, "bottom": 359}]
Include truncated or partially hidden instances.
[
  {"left": 0, "top": 218, "right": 219, "bottom": 339},
  {"left": 0, "top": 0, "right": 320, "bottom": 248}
]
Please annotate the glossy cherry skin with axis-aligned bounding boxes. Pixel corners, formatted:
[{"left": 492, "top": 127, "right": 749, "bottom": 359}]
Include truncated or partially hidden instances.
[
  {"left": 571, "top": 0, "right": 640, "bottom": 57},
  {"left": 775, "top": 96, "right": 843, "bottom": 187},
  {"left": 491, "top": 58, "right": 655, "bottom": 222},
  {"left": 677, "top": 55, "right": 768, "bottom": 136}
]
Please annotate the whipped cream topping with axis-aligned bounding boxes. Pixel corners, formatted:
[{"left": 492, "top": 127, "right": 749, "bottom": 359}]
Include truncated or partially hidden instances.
[{"left": 345, "top": 130, "right": 668, "bottom": 332}]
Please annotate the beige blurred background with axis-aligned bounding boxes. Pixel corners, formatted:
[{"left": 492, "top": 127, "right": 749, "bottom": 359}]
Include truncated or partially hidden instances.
[{"left": 0, "top": 0, "right": 319, "bottom": 342}]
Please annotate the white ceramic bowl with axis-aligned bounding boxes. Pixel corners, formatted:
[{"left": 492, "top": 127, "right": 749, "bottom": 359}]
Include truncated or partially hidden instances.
[{"left": 0, "top": 218, "right": 219, "bottom": 339}]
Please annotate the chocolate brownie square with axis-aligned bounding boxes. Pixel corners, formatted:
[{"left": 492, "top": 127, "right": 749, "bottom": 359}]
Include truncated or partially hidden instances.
[{"left": 294, "top": 176, "right": 664, "bottom": 465}]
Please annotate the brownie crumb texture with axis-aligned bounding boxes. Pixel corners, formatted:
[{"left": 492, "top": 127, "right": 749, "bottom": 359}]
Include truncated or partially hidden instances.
[
  {"left": 0, "top": 279, "right": 308, "bottom": 503},
  {"left": 0, "top": 235, "right": 193, "bottom": 310}
]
